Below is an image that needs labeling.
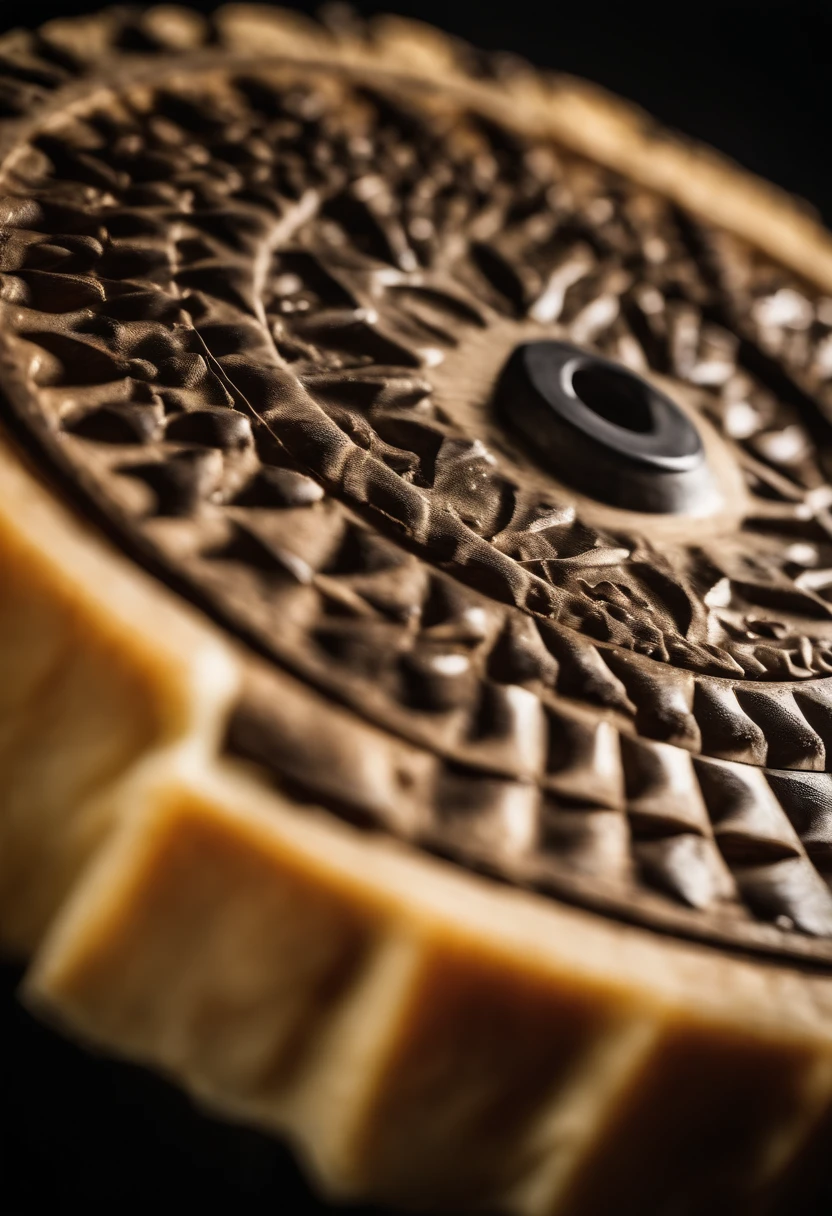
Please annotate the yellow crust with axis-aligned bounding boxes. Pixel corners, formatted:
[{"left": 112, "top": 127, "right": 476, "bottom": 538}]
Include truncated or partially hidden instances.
[
  {"left": 0, "top": 436, "right": 238, "bottom": 952},
  {"left": 25, "top": 716, "right": 832, "bottom": 1213},
  {"left": 2, "top": 8, "right": 832, "bottom": 1213}
]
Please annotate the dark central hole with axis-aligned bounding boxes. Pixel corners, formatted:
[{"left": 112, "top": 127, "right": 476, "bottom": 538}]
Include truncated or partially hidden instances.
[{"left": 571, "top": 363, "right": 654, "bottom": 434}]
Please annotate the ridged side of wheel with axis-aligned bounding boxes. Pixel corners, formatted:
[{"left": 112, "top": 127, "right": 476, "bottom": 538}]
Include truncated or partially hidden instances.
[{"left": 2, "top": 8, "right": 832, "bottom": 1214}]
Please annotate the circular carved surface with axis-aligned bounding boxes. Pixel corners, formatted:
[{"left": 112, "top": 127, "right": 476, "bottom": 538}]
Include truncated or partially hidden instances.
[{"left": 5, "top": 8, "right": 832, "bottom": 960}]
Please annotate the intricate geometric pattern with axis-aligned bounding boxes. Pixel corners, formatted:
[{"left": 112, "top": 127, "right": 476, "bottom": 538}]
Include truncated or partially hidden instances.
[{"left": 4, "top": 7, "right": 832, "bottom": 958}]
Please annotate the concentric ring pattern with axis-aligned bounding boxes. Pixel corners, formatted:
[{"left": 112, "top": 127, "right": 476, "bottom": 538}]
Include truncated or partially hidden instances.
[{"left": 5, "top": 7, "right": 832, "bottom": 958}]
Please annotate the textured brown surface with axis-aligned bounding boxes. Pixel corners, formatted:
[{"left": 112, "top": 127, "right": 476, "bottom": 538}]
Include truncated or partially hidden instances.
[
  {"left": 4, "top": 9, "right": 832, "bottom": 962},
  {"left": 5, "top": 10, "right": 832, "bottom": 1215}
]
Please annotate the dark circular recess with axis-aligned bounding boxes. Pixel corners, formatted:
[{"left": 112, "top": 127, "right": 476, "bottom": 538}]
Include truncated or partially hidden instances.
[{"left": 497, "top": 341, "right": 712, "bottom": 513}]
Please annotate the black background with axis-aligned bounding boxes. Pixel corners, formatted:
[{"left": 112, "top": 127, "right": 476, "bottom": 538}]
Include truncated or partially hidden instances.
[{"left": 3, "top": 1, "right": 832, "bottom": 1211}]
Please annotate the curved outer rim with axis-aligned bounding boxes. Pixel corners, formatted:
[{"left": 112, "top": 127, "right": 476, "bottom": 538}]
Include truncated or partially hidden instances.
[{"left": 3, "top": 7, "right": 832, "bottom": 1213}]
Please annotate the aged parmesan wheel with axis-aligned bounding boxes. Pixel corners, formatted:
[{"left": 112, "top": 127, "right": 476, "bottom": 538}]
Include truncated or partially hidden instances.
[{"left": 4, "top": 5, "right": 832, "bottom": 1212}]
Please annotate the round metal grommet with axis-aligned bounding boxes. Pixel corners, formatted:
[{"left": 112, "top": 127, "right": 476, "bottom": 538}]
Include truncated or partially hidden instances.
[{"left": 497, "top": 340, "right": 713, "bottom": 513}]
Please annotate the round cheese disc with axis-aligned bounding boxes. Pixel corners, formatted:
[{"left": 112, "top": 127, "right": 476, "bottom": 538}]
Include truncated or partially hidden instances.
[{"left": 3, "top": 6, "right": 832, "bottom": 1213}]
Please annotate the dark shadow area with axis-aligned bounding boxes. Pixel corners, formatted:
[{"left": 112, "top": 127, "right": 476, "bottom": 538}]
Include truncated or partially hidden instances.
[{"left": 1, "top": 962, "right": 388, "bottom": 1213}]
